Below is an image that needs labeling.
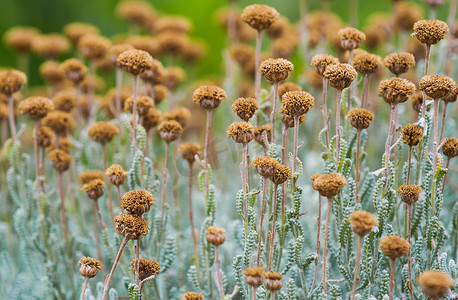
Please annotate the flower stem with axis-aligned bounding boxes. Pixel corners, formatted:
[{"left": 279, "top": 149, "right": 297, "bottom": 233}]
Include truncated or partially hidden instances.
[
  {"left": 255, "top": 30, "right": 263, "bottom": 104},
  {"left": 257, "top": 178, "right": 268, "bottom": 267},
  {"left": 132, "top": 75, "right": 139, "bottom": 152},
  {"left": 102, "top": 144, "right": 114, "bottom": 222},
  {"left": 322, "top": 197, "right": 332, "bottom": 294},
  {"left": 270, "top": 82, "right": 279, "bottom": 142},
  {"left": 351, "top": 235, "right": 363, "bottom": 300},
  {"left": 135, "top": 239, "right": 140, "bottom": 285},
  {"left": 75, "top": 83, "right": 82, "bottom": 133},
  {"left": 441, "top": 157, "right": 451, "bottom": 194},
  {"left": 102, "top": 237, "right": 129, "bottom": 300},
  {"left": 406, "top": 146, "right": 412, "bottom": 185},
  {"left": 384, "top": 103, "right": 396, "bottom": 185},
  {"left": 268, "top": 184, "right": 279, "bottom": 271},
  {"left": 420, "top": 44, "right": 431, "bottom": 120},
  {"left": 34, "top": 121, "right": 43, "bottom": 195},
  {"left": 439, "top": 101, "right": 447, "bottom": 142},
  {"left": 432, "top": 99, "right": 440, "bottom": 174},
  {"left": 335, "top": 89, "right": 343, "bottom": 164},
  {"left": 188, "top": 162, "right": 199, "bottom": 272},
  {"left": 92, "top": 204, "right": 103, "bottom": 264},
  {"left": 214, "top": 246, "right": 225, "bottom": 299},
  {"left": 407, "top": 203, "right": 414, "bottom": 300},
  {"left": 7, "top": 94, "right": 16, "bottom": 142},
  {"left": 204, "top": 109, "right": 212, "bottom": 199},
  {"left": 57, "top": 171, "right": 69, "bottom": 247},
  {"left": 292, "top": 116, "right": 299, "bottom": 174},
  {"left": 389, "top": 258, "right": 395, "bottom": 300},
  {"left": 322, "top": 78, "right": 330, "bottom": 149},
  {"left": 242, "top": 143, "right": 248, "bottom": 220},
  {"left": 80, "top": 277, "right": 89, "bottom": 300},
  {"left": 161, "top": 142, "right": 170, "bottom": 225},
  {"left": 310, "top": 194, "right": 322, "bottom": 294},
  {"left": 115, "top": 66, "right": 123, "bottom": 130},
  {"left": 355, "top": 129, "right": 361, "bottom": 203},
  {"left": 361, "top": 74, "right": 371, "bottom": 109}
]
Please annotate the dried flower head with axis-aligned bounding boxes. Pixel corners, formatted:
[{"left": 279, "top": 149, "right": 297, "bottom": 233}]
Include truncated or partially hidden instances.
[
  {"left": 0, "top": 70, "right": 27, "bottom": 95},
  {"left": 48, "top": 149, "right": 72, "bottom": 172},
  {"left": 32, "top": 34, "right": 69, "bottom": 58},
  {"left": 444, "top": 84, "right": 457, "bottom": 102},
  {"left": 81, "top": 179, "right": 105, "bottom": 200},
  {"left": 227, "top": 121, "right": 254, "bottom": 144},
  {"left": 378, "top": 78, "right": 416, "bottom": 104},
  {"left": 278, "top": 82, "right": 302, "bottom": 98},
  {"left": 230, "top": 44, "right": 255, "bottom": 69},
  {"left": 419, "top": 75, "right": 455, "bottom": 100},
  {"left": 347, "top": 108, "right": 375, "bottom": 130},
  {"left": 179, "top": 142, "right": 201, "bottom": 164},
  {"left": 130, "top": 258, "right": 160, "bottom": 280},
  {"left": 43, "top": 111, "right": 73, "bottom": 135},
  {"left": 253, "top": 124, "right": 272, "bottom": 146},
  {"left": 158, "top": 120, "right": 183, "bottom": 142},
  {"left": 412, "top": 20, "right": 449, "bottom": 45},
  {"left": 116, "top": 0, "right": 156, "bottom": 28},
  {"left": 281, "top": 91, "right": 314, "bottom": 116},
  {"left": 107, "top": 43, "right": 134, "bottom": 66},
  {"left": 106, "top": 164, "right": 128, "bottom": 186},
  {"left": 182, "top": 40, "right": 207, "bottom": 64},
  {"left": 163, "top": 67, "right": 185, "bottom": 90},
  {"left": 311, "top": 173, "right": 347, "bottom": 198},
  {"left": 241, "top": 4, "right": 279, "bottom": 31},
  {"left": 52, "top": 89, "right": 75, "bottom": 112},
  {"left": 164, "top": 107, "right": 191, "bottom": 127},
  {"left": 40, "top": 61, "right": 65, "bottom": 85},
  {"left": 411, "top": 91, "right": 428, "bottom": 113},
  {"left": 142, "top": 108, "right": 162, "bottom": 131},
  {"left": 206, "top": 226, "right": 226, "bottom": 246},
  {"left": 379, "top": 235, "right": 411, "bottom": 259},
  {"left": 264, "top": 271, "right": 283, "bottom": 292},
  {"left": 280, "top": 107, "right": 305, "bottom": 128},
  {"left": 126, "top": 35, "right": 159, "bottom": 57},
  {"left": 121, "top": 189, "right": 154, "bottom": 216},
  {"left": 243, "top": 267, "right": 265, "bottom": 288},
  {"left": 232, "top": 97, "right": 259, "bottom": 121},
  {"left": 401, "top": 124, "right": 423, "bottom": 146},
  {"left": 266, "top": 16, "right": 290, "bottom": 39},
  {"left": 117, "top": 49, "right": 153, "bottom": 75},
  {"left": 260, "top": 58, "right": 294, "bottom": 83},
  {"left": 349, "top": 210, "right": 378, "bottom": 237},
  {"left": 352, "top": 52, "right": 382, "bottom": 74},
  {"left": 192, "top": 85, "right": 227, "bottom": 110},
  {"left": 154, "top": 16, "right": 191, "bottom": 34},
  {"left": 418, "top": 270, "right": 453, "bottom": 300},
  {"left": 78, "top": 34, "right": 111, "bottom": 60},
  {"left": 251, "top": 156, "right": 278, "bottom": 178},
  {"left": 323, "top": 63, "right": 357, "bottom": 91},
  {"left": 78, "top": 256, "right": 102, "bottom": 278},
  {"left": 36, "top": 125, "right": 54, "bottom": 148},
  {"left": 394, "top": 2, "right": 423, "bottom": 32},
  {"left": 397, "top": 184, "right": 422, "bottom": 204},
  {"left": 19, "top": 96, "right": 54, "bottom": 120},
  {"left": 383, "top": 52, "right": 415, "bottom": 76},
  {"left": 46, "top": 136, "right": 72, "bottom": 152},
  {"left": 151, "top": 84, "right": 169, "bottom": 105},
  {"left": 270, "top": 163, "right": 292, "bottom": 185},
  {"left": 181, "top": 292, "right": 204, "bottom": 300},
  {"left": 114, "top": 213, "right": 150, "bottom": 239},
  {"left": 124, "top": 95, "right": 154, "bottom": 115},
  {"left": 4, "top": 26, "right": 40, "bottom": 53},
  {"left": 338, "top": 27, "right": 366, "bottom": 50},
  {"left": 88, "top": 122, "right": 119, "bottom": 144},
  {"left": 442, "top": 137, "right": 458, "bottom": 158},
  {"left": 138, "top": 58, "right": 164, "bottom": 85},
  {"left": 311, "top": 54, "right": 339, "bottom": 76},
  {"left": 63, "top": 22, "right": 100, "bottom": 46},
  {"left": 78, "top": 170, "right": 105, "bottom": 184},
  {"left": 60, "top": 58, "right": 87, "bottom": 84}
]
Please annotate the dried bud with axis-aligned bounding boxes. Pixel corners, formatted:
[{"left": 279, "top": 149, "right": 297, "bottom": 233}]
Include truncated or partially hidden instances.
[
  {"left": 251, "top": 156, "right": 278, "bottom": 178},
  {"left": 206, "top": 226, "right": 226, "bottom": 246},
  {"left": 401, "top": 124, "right": 423, "bottom": 146},
  {"left": 232, "top": 97, "right": 259, "bottom": 121},
  {"left": 281, "top": 91, "right": 314, "bottom": 116},
  {"left": 19, "top": 96, "right": 54, "bottom": 120},
  {"left": 88, "top": 122, "right": 119, "bottom": 144},
  {"left": 179, "top": 142, "right": 201, "bottom": 164},
  {"left": 243, "top": 267, "right": 264, "bottom": 288},
  {"left": 397, "top": 184, "right": 422, "bottom": 204},
  {"left": 260, "top": 58, "right": 294, "bottom": 83},
  {"left": 48, "top": 149, "right": 72, "bottom": 172},
  {"left": 311, "top": 54, "right": 339, "bottom": 76},
  {"left": 378, "top": 78, "right": 416, "bottom": 104},
  {"left": 192, "top": 85, "right": 227, "bottom": 110},
  {"left": 106, "top": 164, "right": 128, "bottom": 186},
  {"left": 114, "top": 213, "right": 150, "bottom": 240},
  {"left": 418, "top": 270, "right": 453, "bottom": 300},
  {"left": 442, "top": 137, "right": 458, "bottom": 158},
  {"left": 241, "top": 4, "right": 279, "bottom": 31},
  {"left": 253, "top": 124, "right": 272, "bottom": 146},
  {"left": 348, "top": 210, "right": 378, "bottom": 237},
  {"left": 323, "top": 63, "right": 357, "bottom": 91},
  {"left": 78, "top": 256, "right": 102, "bottom": 278},
  {"left": 419, "top": 75, "right": 455, "bottom": 100},
  {"left": 130, "top": 258, "right": 160, "bottom": 280},
  {"left": 347, "top": 108, "right": 374, "bottom": 130},
  {"left": 121, "top": 189, "right": 154, "bottom": 216},
  {"left": 379, "top": 235, "right": 411, "bottom": 260},
  {"left": 117, "top": 49, "right": 153, "bottom": 75},
  {"left": 412, "top": 20, "right": 448, "bottom": 45},
  {"left": 338, "top": 27, "right": 366, "bottom": 50},
  {"left": 383, "top": 52, "right": 415, "bottom": 76},
  {"left": 158, "top": 120, "right": 183, "bottom": 142},
  {"left": 227, "top": 121, "right": 254, "bottom": 144},
  {"left": 81, "top": 179, "right": 105, "bottom": 200},
  {"left": 0, "top": 70, "right": 27, "bottom": 95},
  {"left": 311, "top": 173, "right": 347, "bottom": 198},
  {"left": 264, "top": 271, "right": 283, "bottom": 292}
]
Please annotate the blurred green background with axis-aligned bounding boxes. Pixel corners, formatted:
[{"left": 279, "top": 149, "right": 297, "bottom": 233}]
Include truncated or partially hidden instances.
[{"left": 0, "top": 0, "right": 449, "bottom": 86}]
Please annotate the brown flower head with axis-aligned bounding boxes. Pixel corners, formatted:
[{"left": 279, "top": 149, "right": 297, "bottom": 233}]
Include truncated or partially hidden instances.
[
  {"left": 48, "top": 149, "right": 72, "bottom": 172},
  {"left": 243, "top": 267, "right": 265, "bottom": 288},
  {"left": 81, "top": 179, "right": 105, "bottom": 200},
  {"left": 323, "top": 63, "right": 357, "bottom": 91},
  {"left": 152, "top": 84, "right": 170, "bottom": 105},
  {"left": 280, "top": 107, "right": 305, "bottom": 128},
  {"left": 158, "top": 120, "right": 183, "bottom": 142},
  {"left": 117, "top": 49, "right": 153, "bottom": 75},
  {"left": 142, "top": 108, "right": 162, "bottom": 131},
  {"left": 418, "top": 270, "right": 454, "bottom": 300},
  {"left": 52, "top": 89, "right": 76, "bottom": 112},
  {"left": 251, "top": 156, "right": 278, "bottom": 178},
  {"left": 181, "top": 292, "right": 204, "bottom": 300},
  {"left": 264, "top": 271, "right": 283, "bottom": 292},
  {"left": 278, "top": 82, "right": 302, "bottom": 98},
  {"left": 419, "top": 75, "right": 455, "bottom": 100},
  {"left": 107, "top": 43, "right": 135, "bottom": 66},
  {"left": 163, "top": 67, "right": 185, "bottom": 90},
  {"left": 192, "top": 85, "right": 227, "bottom": 110},
  {"left": 229, "top": 44, "right": 255, "bottom": 70},
  {"left": 78, "top": 170, "right": 105, "bottom": 184},
  {"left": 253, "top": 124, "right": 272, "bottom": 146},
  {"left": 130, "top": 258, "right": 160, "bottom": 280},
  {"left": 227, "top": 122, "right": 254, "bottom": 144},
  {"left": 164, "top": 107, "right": 191, "bottom": 127},
  {"left": 88, "top": 122, "right": 119, "bottom": 144},
  {"left": 46, "top": 136, "right": 72, "bottom": 152},
  {"left": 241, "top": 5, "right": 279, "bottom": 31},
  {"left": 0, "top": 70, "right": 27, "bottom": 95},
  {"left": 126, "top": 35, "right": 159, "bottom": 57},
  {"left": 401, "top": 124, "right": 423, "bottom": 146},
  {"left": 78, "top": 34, "right": 111, "bottom": 60},
  {"left": 106, "top": 164, "right": 128, "bottom": 186},
  {"left": 347, "top": 108, "right": 375, "bottom": 130},
  {"left": 121, "top": 189, "right": 154, "bottom": 216},
  {"left": 36, "top": 125, "right": 55, "bottom": 148},
  {"left": 179, "top": 142, "right": 201, "bottom": 164},
  {"left": 397, "top": 184, "right": 422, "bottom": 204},
  {"left": 206, "top": 226, "right": 226, "bottom": 246},
  {"left": 338, "top": 27, "right": 366, "bottom": 50},
  {"left": 281, "top": 91, "right": 314, "bottom": 116},
  {"left": 349, "top": 210, "right": 378, "bottom": 237},
  {"left": 124, "top": 95, "right": 154, "bottom": 115},
  {"left": 311, "top": 54, "right": 339, "bottom": 76},
  {"left": 270, "top": 163, "right": 292, "bottom": 185},
  {"left": 63, "top": 22, "right": 100, "bottom": 46},
  {"left": 260, "top": 58, "right": 294, "bottom": 83},
  {"left": 352, "top": 52, "right": 382, "bottom": 74},
  {"left": 4, "top": 27, "right": 40, "bottom": 53},
  {"left": 442, "top": 137, "right": 458, "bottom": 158},
  {"left": 78, "top": 256, "right": 102, "bottom": 278},
  {"left": 378, "top": 78, "right": 416, "bottom": 104},
  {"left": 43, "top": 111, "right": 73, "bottom": 135},
  {"left": 411, "top": 91, "right": 428, "bottom": 113},
  {"left": 156, "top": 32, "right": 188, "bottom": 57},
  {"left": 311, "top": 173, "right": 347, "bottom": 198},
  {"left": 32, "top": 34, "right": 69, "bottom": 59},
  {"left": 273, "top": 36, "right": 299, "bottom": 59},
  {"left": 412, "top": 20, "right": 449, "bottom": 45},
  {"left": 116, "top": 0, "right": 156, "bottom": 28},
  {"left": 444, "top": 84, "right": 457, "bottom": 102},
  {"left": 182, "top": 40, "right": 207, "bottom": 64},
  {"left": 60, "top": 58, "right": 87, "bottom": 84},
  {"left": 139, "top": 58, "right": 164, "bottom": 85},
  {"left": 232, "top": 97, "right": 259, "bottom": 121},
  {"left": 40, "top": 61, "right": 65, "bottom": 85},
  {"left": 383, "top": 52, "right": 415, "bottom": 76},
  {"left": 114, "top": 213, "right": 150, "bottom": 239},
  {"left": 154, "top": 16, "right": 191, "bottom": 35},
  {"left": 379, "top": 235, "right": 411, "bottom": 259},
  {"left": 394, "top": 2, "right": 423, "bottom": 32},
  {"left": 19, "top": 96, "right": 54, "bottom": 120}
]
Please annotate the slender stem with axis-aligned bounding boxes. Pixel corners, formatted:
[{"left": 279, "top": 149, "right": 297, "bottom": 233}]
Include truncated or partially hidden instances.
[
  {"left": 101, "top": 237, "right": 129, "bottom": 300},
  {"left": 214, "top": 246, "right": 225, "bottom": 299},
  {"left": 188, "top": 163, "right": 199, "bottom": 272},
  {"left": 75, "top": 83, "right": 82, "bottom": 133},
  {"left": 161, "top": 142, "right": 170, "bottom": 225},
  {"left": 310, "top": 194, "right": 322, "bottom": 294},
  {"left": 255, "top": 30, "right": 262, "bottom": 104},
  {"left": 322, "top": 78, "right": 330, "bottom": 149},
  {"left": 406, "top": 146, "right": 412, "bottom": 185},
  {"left": 102, "top": 144, "right": 114, "bottom": 222},
  {"left": 432, "top": 99, "right": 440, "bottom": 174},
  {"left": 116, "top": 185, "right": 122, "bottom": 208},
  {"left": 384, "top": 103, "right": 396, "bottom": 184},
  {"left": 93, "top": 200, "right": 106, "bottom": 231},
  {"left": 270, "top": 82, "right": 279, "bottom": 142},
  {"left": 351, "top": 235, "right": 363, "bottom": 300},
  {"left": 173, "top": 142, "right": 179, "bottom": 208},
  {"left": 57, "top": 171, "right": 69, "bottom": 247},
  {"left": 268, "top": 184, "right": 279, "bottom": 271},
  {"left": 132, "top": 75, "right": 139, "bottom": 152},
  {"left": 444, "top": 0, "right": 458, "bottom": 75},
  {"left": 335, "top": 89, "right": 343, "bottom": 164},
  {"left": 34, "top": 121, "right": 43, "bottom": 195},
  {"left": 389, "top": 258, "right": 395, "bottom": 300},
  {"left": 355, "top": 129, "right": 361, "bottom": 203},
  {"left": 93, "top": 203, "right": 103, "bottom": 264},
  {"left": 242, "top": 143, "right": 248, "bottom": 220},
  {"left": 228, "top": 0, "right": 237, "bottom": 45},
  {"left": 252, "top": 286, "right": 257, "bottom": 300},
  {"left": 257, "top": 178, "right": 268, "bottom": 267},
  {"left": 347, "top": 50, "right": 354, "bottom": 112},
  {"left": 80, "top": 277, "right": 89, "bottom": 300},
  {"left": 292, "top": 116, "right": 299, "bottom": 174},
  {"left": 204, "top": 110, "right": 212, "bottom": 198},
  {"left": 322, "top": 197, "right": 332, "bottom": 294},
  {"left": 439, "top": 101, "right": 447, "bottom": 142},
  {"left": 135, "top": 239, "right": 140, "bottom": 285},
  {"left": 441, "top": 157, "right": 451, "bottom": 194},
  {"left": 115, "top": 67, "right": 123, "bottom": 130},
  {"left": 7, "top": 94, "right": 16, "bottom": 142},
  {"left": 407, "top": 203, "right": 414, "bottom": 300},
  {"left": 361, "top": 74, "right": 371, "bottom": 109},
  {"left": 421, "top": 45, "right": 431, "bottom": 120}
]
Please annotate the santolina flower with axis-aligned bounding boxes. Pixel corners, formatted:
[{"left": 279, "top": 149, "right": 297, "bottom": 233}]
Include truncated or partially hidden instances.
[
  {"left": 379, "top": 235, "right": 411, "bottom": 259},
  {"left": 348, "top": 210, "right": 378, "bottom": 237},
  {"left": 311, "top": 54, "right": 339, "bottom": 76},
  {"left": 347, "top": 108, "right": 374, "bottom": 130},
  {"left": 129, "top": 258, "right": 160, "bottom": 280},
  {"left": 81, "top": 179, "right": 105, "bottom": 200},
  {"left": 48, "top": 149, "right": 72, "bottom": 172},
  {"left": 278, "top": 82, "right": 302, "bottom": 98},
  {"left": 40, "top": 61, "right": 65, "bottom": 85},
  {"left": 270, "top": 163, "right": 292, "bottom": 185},
  {"left": 260, "top": 58, "right": 294, "bottom": 83},
  {"left": 338, "top": 27, "right": 366, "bottom": 50},
  {"left": 253, "top": 124, "right": 271, "bottom": 146},
  {"left": 78, "top": 34, "right": 111, "bottom": 60},
  {"left": 117, "top": 49, "right": 153, "bottom": 75},
  {"left": 106, "top": 164, "right": 128, "bottom": 186},
  {"left": 412, "top": 20, "right": 449, "bottom": 45},
  {"left": 401, "top": 124, "right": 423, "bottom": 146},
  {"left": 124, "top": 95, "right": 154, "bottom": 115},
  {"left": 78, "top": 256, "right": 102, "bottom": 278},
  {"left": 311, "top": 173, "right": 347, "bottom": 198},
  {"left": 383, "top": 52, "right": 415, "bottom": 76},
  {"left": 52, "top": 89, "right": 76, "bottom": 112},
  {"left": 206, "top": 226, "right": 226, "bottom": 246},
  {"left": 352, "top": 52, "right": 382, "bottom": 74},
  {"left": 121, "top": 189, "right": 154, "bottom": 216},
  {"left": 227, "top": 121, "right": 254, "bottom": 144},
  {"left": 264, "top": 271, "right": 282, "bottom": 292},
  {"left": 60, "top": 58, "right": 87, "bottom": 84},
  {"left": 251, "top": 156, "right": 278, "bottom": 178},
  {"left": 417, "top": 270, "right": 453, "bottom": 300},
  {"left": 280, "top": 107, "right": 305, "bottom": 128},
  {"left": 158, "top": 120, "right": 183, "bottom": 142},
  {"left": 378, "top": 78, "right": 416, "bottom": 104},
  {"left": 442, "top": 137, "right": 458, "bottom": 158},
  {"left": 63, "top": 22, "right": 99, "bottom": 46},
  {"left": 114, "top": 213, "right": 150, "bottom": 239},
  {"left": 181, "top": 291, "right": 204, "bottom": 300},
  {"left": 163, "top": 107, "right": 191, "bottom": 127},
  {"left": 243, "top": 267, "right": 265, "bottom": 288},
  {"left": 241, "top": 4, "right": 279, "bottom": 31},
  {"left": 281, "top": 91, "right": 314, "bottom": 116},
  {"left": 19, "top": 96, "right": 54, "bottom": 120},
  {"left": 4, "top": 26, "right": 40, "bottom": 53},
  {"left": 88, "top": 121, "right": 119, "bottom": 144},
  {"left": 397, "top": 184, "right": 422, "bottom": 204},
  {"left": 78, "top": 170, "right": 105, "bottom": 184},
  {"left": 419, "top": 75, "right": 455, "bottom": 100},
  {"left": 323, "top": 63, "right": 357, "bottom": 91},
  {"left": 179, "top": 142, "right": 201, "bottom": 164},
  {"left": 192, "top": 85, "right": 227, "bottom": 110},
  {"left": 232, "top": 97, "right": 259, "bottom": 121},
  {"left": 142, "top": 108, "right": 162, "bottom": 131},
  {"left": 0, "top": 70, "right": 27, "bottom": 95}
]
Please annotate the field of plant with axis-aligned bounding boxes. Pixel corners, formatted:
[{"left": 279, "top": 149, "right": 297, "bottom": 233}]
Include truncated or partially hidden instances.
[{"left": 0, "top": 0, "right": 457, "bottom": 299}]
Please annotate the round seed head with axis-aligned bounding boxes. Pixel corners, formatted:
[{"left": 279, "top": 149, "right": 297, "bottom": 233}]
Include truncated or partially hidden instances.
[
  {"left": 182, "top": 40, "right": 207, "bottom": 64},
  {"left": 230, "top": 44, "right": 255, "bottom": 69},
  {"left": 78, "top": 170, "right": 105, "bottom": 184},
  {"left": 63, "top": 22, "right": 100, "bottom": 46},
  {"left": 116, "top": 0, "right": 156, "bottom": 28},
  {"left": 265, "top": 16, "right": 289, "bottom": 39},
  {"left": 347, "top": 108, "right": 375, "bottom": 129},
  {"left": 401, "top": 124, "right": 423, "bottom": 146},
  {"left": 121, "top": 189, "right": 154, "bottom": 216},
  {"left": 311, "top": 54, "right": 339, "bottom": 76},
  {"left": 270, "top": 163, "right": 292, "bottom": 185},
  {"left": 192, "top": 85, "right": 227, "bottom": 110},
  {"left": 46, "top": 136, "right": 72, "bottom": 152},
  {"left": 412, "top": 19, "right": 448, "bottom": 45},
  {"left": 164, "top": 107, "right": 191, "bottom": 127},
  {"left": 338, "top": 27, "right": 366, "bottom": 50},
  {"left": 36, "top": 125, "right": 54, "bottom": 148},
  {"left": 158, "top": 120, "right": 183, "bottom": 142},
  {"left": 52, "top": 89, "right": 76, "bottom": 112},
  {"left": 130, "top": 258, "right": 160, "bottom": 280},
  {"left": 251, "top": 156, "right": 278, "bottom": 178},
  {"left": 154, "top": 16, "right": 191, "bottom": 35},
  {"left": 243, "top": 267, "right": 265, "bottom": 288},
  {"left": 379, "top": 235, "right": 411, "bottom": 259},
  {"left": 383, "top": 52, "right": 415, "bottom": 76},
  {"left": 78, "top": 256, "right": 102, "bottom": 278},
  {"left": 152, "top": 84, "right": 169, "bottom": 105},
  {"left": 232, "top": 97, "right": 259, "bottom": 121},
  {"left": 348, "top": 210, "right": 378, "bottom": 237},
  {"left": 40, "top": 61, "right": 65, "bottom": 85},
  {"left": 442, "top": 137, "right": 458, "bottom": 158},
  {"left": 126, "top": 35, "right": 159, "bottom": 57},
  {"left": 281, "top": 91, "right": 314, "bottom": 116},
  {"left": 48, "top": 149, "right": 72, "bottom": 172},
  {"left": 352, "top": 52, "right": 382, "bottom": 74},
  {"left": 88, "top": 121, "right": 119, "bottom": 144},
  {"left": 411, "top": 91, "right": 428, "bottom": 113},
  {"left": 419, "top": 75, "right": 455, "bottom": 99},
  {"left": 117, "top": 49, "right": 153, "bottom": 75},
  {"left": 78, "top": 34, "right": 111, "bottom": 60},
  {"left": 60, "top": 58, "right": 87, "bottom": 84},
  {"left": 81, "top": 179, "right": 105, "bottom": 200},
  {"left": 279, "top": 107, "right": 305, "bottom": 128},
  {"left": 311, "top": 173, "right": 347, "bottom": 198},
  {"left": 241, "top": 4, "right": 279, "bottom": 31},
  {"left": 378, "top": 78, "right": 416, "bottom": 104},
  {"left": 424, "top": 0, "right": 446, "bottom": 8},
  {"left": 253, "top": 124, "right": 271, "bottom": 146},
  {"left": 106, "top": 164, "right": 128, "bottom": 186},
  {"left": 163, "top": 67, "right": 185, "bottom": 91},
  {"left": 443, "top": 84, "right": 457, "bottom": 102},
  {"left": 397, "top": 184, "right": 422, "bottom": 204},
  {"left": 140, "top": 59, "right": 165, "bottom": 85},
  {"left": 114, "top": 213, "right": 150, "bottom": 240},
  {"left": 181, "top": 292, "right": 204, "bottom": 300},
  {"left": 394, "top": 2, "right": 423, "bottom": 32},
  {"left": 32, "top": 34, "right": 69, "bottom": 59},
  {"left": 4, "top": 26, "right": 40, "bottom": 53},
  {"left": 323, "top": 63, "right": 357, "bottom": 91},
  {"left": 156, "top": 32, "right": 188, "bottom": 56},
  {"left": 19, "top": 96, "right": 54, "bottom": 120},
  {"left": 43, "top": 111, "right": 73, "bottom": 135},
  {"left": 272, "top": 33, "right": 299, "bottom": 59},
  {"left": 142, "top": 108, "right": 162, "bottom": 131},
  {"left": 260, "top": 58, "right": 294, "bottom": 83},
  {"left": 264, "top": 271, "right": 283, "bottom": 292},
  {"left": 179, "top": 142, "right": 201, "bottom": 164},
  {"left": 107, "top": 43, "right": 135, "bottom": 66},
  {"left": 278, "top": 82, "right": 302, "bottom": 98},
  {"left": 124, "top": 95, "right": 154, "bottom": 115},
  {"left": 206, "top": 226, "right": 226, "bottom": 246},
  {"left": 418, "top": 270, "right": 454, "bottom": 300},
  {"left": 0, "top": 70, "right": 27, "bottom": 95},
  {"left": 227, "top": 121, "right": 254, "bottom": 144}
]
